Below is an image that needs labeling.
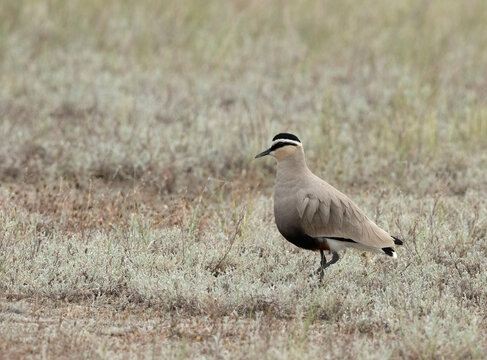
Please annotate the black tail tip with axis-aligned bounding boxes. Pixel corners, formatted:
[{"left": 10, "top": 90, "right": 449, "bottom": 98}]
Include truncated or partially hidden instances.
[
  {"left": 392, "top": 236, "right": 403, "bottom": 245},
  {"left": 382, "top": 247, "right": 397, "bottom": 258}
]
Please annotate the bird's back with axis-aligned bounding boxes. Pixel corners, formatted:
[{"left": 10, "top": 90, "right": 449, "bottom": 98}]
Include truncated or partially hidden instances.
[{"left": 277, "top": 169, "right": 395, "bottom": 249}]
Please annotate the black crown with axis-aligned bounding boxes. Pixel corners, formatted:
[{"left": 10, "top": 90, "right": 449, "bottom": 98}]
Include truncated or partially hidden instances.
[{"left": 272, "top": 133, "right": 301, "bottom": 143}]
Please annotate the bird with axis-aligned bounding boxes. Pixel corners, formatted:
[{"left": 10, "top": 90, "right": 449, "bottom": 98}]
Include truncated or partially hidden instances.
[{"left": 255, "top": 132, "right": 403, "bottom": 281}]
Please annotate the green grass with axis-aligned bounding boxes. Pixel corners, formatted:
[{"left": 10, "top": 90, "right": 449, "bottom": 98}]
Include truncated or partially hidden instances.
[{"left": 1, "top": 0, "right": 487, "bottom": 358}]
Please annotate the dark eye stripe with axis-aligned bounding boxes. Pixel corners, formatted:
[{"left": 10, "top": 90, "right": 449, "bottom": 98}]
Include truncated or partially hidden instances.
[{"left": 270, "top": 141, "right": 298, "bottom": 152}]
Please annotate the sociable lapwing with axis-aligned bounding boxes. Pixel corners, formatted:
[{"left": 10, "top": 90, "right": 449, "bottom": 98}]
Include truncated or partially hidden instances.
[{"left": 255, "top": 133, "right": 403, "bottom": 280}]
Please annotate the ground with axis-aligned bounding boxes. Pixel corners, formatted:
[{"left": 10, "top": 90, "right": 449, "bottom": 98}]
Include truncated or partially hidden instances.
[{"left": 1, "top": 0, "right": 487, "bottom": 359}]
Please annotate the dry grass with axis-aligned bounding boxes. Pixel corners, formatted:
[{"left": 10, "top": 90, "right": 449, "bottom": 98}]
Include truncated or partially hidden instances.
[{"left": 1, "top": 0, "right": 487, "bottom": 358}]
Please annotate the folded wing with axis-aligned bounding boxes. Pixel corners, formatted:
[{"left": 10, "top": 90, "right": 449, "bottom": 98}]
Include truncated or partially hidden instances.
[{"left": 297, "top": 180, "right": 394, "bottom": 248}]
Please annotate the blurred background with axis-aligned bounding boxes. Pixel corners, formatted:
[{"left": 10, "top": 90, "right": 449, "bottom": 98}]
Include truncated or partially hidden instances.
[
  {"left": 2, "top": 1, "right": 487, "bottom": 358},
  {"left": 1, "top": 0, "right": 486, "bottom": 199}
]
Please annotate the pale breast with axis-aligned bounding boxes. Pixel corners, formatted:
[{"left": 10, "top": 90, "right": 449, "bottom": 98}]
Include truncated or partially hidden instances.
[{"left": 273, "top": 181, "right": 298, "bottom": 231}]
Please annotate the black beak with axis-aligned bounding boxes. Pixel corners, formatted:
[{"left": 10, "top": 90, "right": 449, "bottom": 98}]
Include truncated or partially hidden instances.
[{"left": 255, "top": 148, "right": 272, "bottom": 158}]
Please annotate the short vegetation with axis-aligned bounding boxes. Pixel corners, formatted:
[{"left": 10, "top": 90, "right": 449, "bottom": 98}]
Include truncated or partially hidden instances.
[{"left": 1, "top": 0, "right": 486, "bottom": 358}]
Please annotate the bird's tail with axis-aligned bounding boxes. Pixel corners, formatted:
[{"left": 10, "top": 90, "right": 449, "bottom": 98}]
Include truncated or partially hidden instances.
[
  {"left": 381, "top": 236, "right": 403, "bottom": 258},
  {"left": 392, "top": 236, "right": 403, "bottom": 245},
  {"left": 382, "top": 247, "right": 397, "bottom": 258}
]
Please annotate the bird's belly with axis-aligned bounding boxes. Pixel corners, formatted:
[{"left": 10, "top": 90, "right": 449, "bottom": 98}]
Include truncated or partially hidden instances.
[
  {"left": 281, "top": 231, "right": 322, "bottom": 251},
  {"left": 274, "top": 213, "right": 322, "bottom": 251},
  {"left": 325, "top": 239, "right": 350, "bottom": 252},
  {"left": 274, "top": 189, "right": 323, "bottom": 251}
]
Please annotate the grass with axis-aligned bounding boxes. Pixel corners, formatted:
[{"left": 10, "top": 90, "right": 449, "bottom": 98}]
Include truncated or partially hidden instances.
[{"left": 1, "top": 0, "right": 487, "bottom": 358}]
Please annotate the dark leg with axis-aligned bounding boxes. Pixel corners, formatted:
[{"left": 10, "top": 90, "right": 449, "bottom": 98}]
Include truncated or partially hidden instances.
[
  {"left": 316, "top": 251, "right": 326, "bottom": 273},
  {"left": 323, "top": 251, "right": 340, "bottom": 269},
  {"left": 319, "top": 250, "right": 325, "bottom": 282}
]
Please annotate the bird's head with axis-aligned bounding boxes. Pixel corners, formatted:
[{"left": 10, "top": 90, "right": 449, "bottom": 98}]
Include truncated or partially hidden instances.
[{"left": 255, "top": 133, "right": 303, "bottom": 161}]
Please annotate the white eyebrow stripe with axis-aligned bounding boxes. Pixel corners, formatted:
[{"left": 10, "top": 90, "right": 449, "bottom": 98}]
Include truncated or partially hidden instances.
[{"left": 271, "top": 139, "right": 301, "bottom": 147}]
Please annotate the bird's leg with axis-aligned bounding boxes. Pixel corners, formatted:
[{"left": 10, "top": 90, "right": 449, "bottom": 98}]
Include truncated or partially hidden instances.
[
  {"left": 319, "top": 250, "right": 325, "bottom": 282},
  {"left": 315, "top": 250, "right": 326, "bottom": 274},
  {"left": 323, "top": 251, "right": 340, "bottom": 269}
]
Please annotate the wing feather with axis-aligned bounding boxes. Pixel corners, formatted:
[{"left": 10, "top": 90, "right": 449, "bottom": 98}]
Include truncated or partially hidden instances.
[
  {"left": 297, "top": 196, "right": 308, "bottom": 219},
  {"left": 330, "top": 196, "right": 343, "bottom": 229},
  {"left": 305, "top": 197, "right": 320, "bottom": 224},
  {"left": 296, "top": 176, "right": 394, "bottom": 248},
  {"left": 317, "top": 197, "right": 330, "bottom": 224}
]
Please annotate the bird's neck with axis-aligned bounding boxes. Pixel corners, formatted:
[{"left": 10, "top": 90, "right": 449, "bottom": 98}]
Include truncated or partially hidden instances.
[{"left": 276, "top": 150, "right": 310, "bottom": 182}]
